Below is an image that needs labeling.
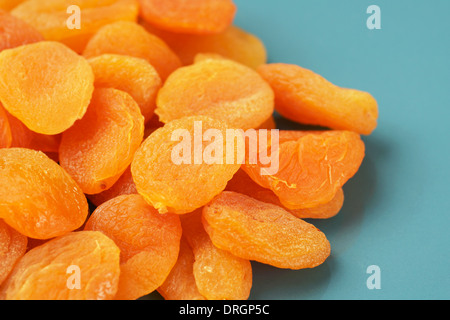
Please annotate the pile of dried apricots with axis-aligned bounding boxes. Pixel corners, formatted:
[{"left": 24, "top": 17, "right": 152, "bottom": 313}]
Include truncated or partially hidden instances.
[{"left": 0, "top": 0, "right": 378, "bottom": 300}]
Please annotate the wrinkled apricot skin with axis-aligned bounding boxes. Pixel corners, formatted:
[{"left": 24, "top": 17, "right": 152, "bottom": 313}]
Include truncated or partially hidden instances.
[
  {"left": 0, "top": 41, "right": 94, "bottom": 135},
  {"left": 131, "top": 116, "right": 242, "bottom": 214},
  {"left": 83, "top": 21, "right": 182, "bottom": 81},
  {"left": 257, "top": 63, "right": 378, "bottom": 135},
  {"left": 143, "top": 23, "right": 267, "bottom": 69},
  {"left": 11, "top": 0, "right": 139, "bottom": 53},
  {"left": 0, "top": 220, "right": 27, "bottom": 286},
  {"left": 181, "top": 210, "right": 252, "bottom": 300},
  {"left": 242, "top": 130, "right": 365, "bottom": 209},
  {"left": 158, "top": 236, "right": 206, "bottom": 300},
  {"left": 0, "top": 148, "right": 89, "bottom": 240},
  {"left": 139, "top": 0, "right": 236, "bottom": 35},
  {"left": 155, "top": 59, "right": 274, "bottom": 130},
  {"left": 88, "top": 54, "right": 162, "bottom": 123},
  {"left": 59, "top": 88, "right": 144, "bottom": 195},
  {"left": 0, "top": 231, "right": 121, "bottom": 300},
  {"left": 84, "top": 194, "right": 182, "bottom": 300},
  {"left": 226, "top": 169, "right": 344, "bottom": 219},
  {"left": 202, "top": 192, "right": 331, "bottom": 270},
  {"left": 0, "top": 9, "right": 44, "bottom": 52}
]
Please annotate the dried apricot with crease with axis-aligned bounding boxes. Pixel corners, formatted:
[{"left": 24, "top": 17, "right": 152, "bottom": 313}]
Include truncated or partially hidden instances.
[
  {"left": 257, "top": 63, "right": 379, "bottom": 135},
  {"left": 181, "top": 210, "right": 252, "bottom": 300},
  {"left": 59, "top": 88, "right": 144, "bottom": 195},
  {"left": 242, "top": 130, "right": 365, "bottom": 209},
  {"left": 131, "top": 116, "right": 242, "bottom": 214},
  {"left": 139, "top": 0, "right": 236, "bottom": 35},
  {"left": 0, "top": 9, "right": 43, "bottom": 52},
  {"left": 83, "top": 21, "right": 182, "bottom": 81},
  {"left": 0, "top": 41, "right": 94, "bottom": 135},
  {"left": 0, "top": 219, "right": 27, "bottom": 286},
  {"left": 0, "top": 148, "right": 89, "bottom": 239},
  {"left": 0, "top": 231, "right": 121, "bottom": 300},
  {"left": 157, "top": 236, "right": 206, "bottom": 301},
  {"left": 0, "top": 104, "right": 11, "bottom": 148},
  {"left": 88, "top": 54, "right": 161, "bottom": 123},
  {"left": 11, "top": 0, "right": 139, "bottom": 53},
  {"left": 84, "top": 194, "right": 182, "bottom": 300},
  {"left": 155, "top": 59, "right": 274, "bottom": 130},
  {"left": 202, "top": 191, "right": 331, "bottom": 269}
]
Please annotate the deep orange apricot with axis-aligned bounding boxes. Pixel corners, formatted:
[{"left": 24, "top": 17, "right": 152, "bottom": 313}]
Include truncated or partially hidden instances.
[
  {"left": 59, "top": 88, "right": 144, "bottom": 195},
  {"left": 83, "top": 21, "right": 182, "bottom": 81},
  {"left": 139, "top": 0, "right": 236, "bottom": 35},
  {"left": 85, "top": 194, "right": 182, "bottom": 300},
  {"left": 257, "top": 63, "right": 379, "bottom": 135},
  {"left": 0, "top": 148, "right": 89, "bottom": 239},
  {"left": 202, "top": 191, "right": 331, "bottom": 269},
  {"left": 0, "top": 231, "right": 121, "bottom": 300}
]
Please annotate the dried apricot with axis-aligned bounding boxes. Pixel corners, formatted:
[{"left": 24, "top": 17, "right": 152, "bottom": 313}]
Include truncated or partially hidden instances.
[
  {"left": 257, "top": 63, "right": 379, "bottom": 135},
  {"left": 83, "top": 21, "right": 182, "bottom": 81},
  {"left": 131, "top": 116, "right": 242, "bottom": 214},
  {"left": 0, "top": 9, "right": 43, "bottom": 52},
  {"left": 0, "top": 219, "right": 27, "bottom": 286},
  {"left": 87, "top": 166, "right": 137, "bottom": 208},
  {"left": 11, "top": 0, "right": 139, "bottom": 53},
  {"left": 84, "top": 194, "right": 182, "bottom": 300},
  {"left": 59, "top": 88, "right": 144, "bottom": 195},
  {"left": 242, "top": 130, "right": 365, "bottom": 209},
  {"left": 202, "top": 191, "right": 331, "bottom": 269},
  {"left": 157, "top": 236, "right": 206, "bottom": 300},
  {"left": 0, "top": 41, "right": 94, "bottom": 135},
  {"left": 88, "top": 54, "right": 161, "bottom": 123},
  {"left": 155, "top": 59, "right": 274, "bottom": 130},
  {"left": 0, "top": 148, "right": 89, "bottom": 239},
  {"left": 0, "top": 231, "right": 121, "bottom": 300},
  {"left": 181, "top": 210, "right": 252, "bottom": 300},
  {"left": 143, "top": 23, "right": 266, "bottom": 69},
  {"left": 139, "top": 0, "right": 236, "bottom": 35},
  {"left": 226, "top": 169, "right": 344, "bottom": 219}
]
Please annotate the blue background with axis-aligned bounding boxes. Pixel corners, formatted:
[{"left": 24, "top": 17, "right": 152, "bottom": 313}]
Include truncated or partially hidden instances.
[{"left": 231, "top": 0, "right": 450, "bottom": 300}]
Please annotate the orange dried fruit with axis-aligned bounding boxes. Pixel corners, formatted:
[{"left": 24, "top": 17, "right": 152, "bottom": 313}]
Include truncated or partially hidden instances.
[
  {"left": 131, "top": 115, "right": 242, "bottom": 214},
  {"left": 88, "top": 54, "right": 162, "bottom": 123},
  {"left": 83, "top": 21, "right": 182, "bottom": 81},
  {"left": 143, "top": 23, "right": 266, "bottom": 69},
  {"left": 157, "top": 236, "right": 206, "bottom": 300},
  {"left": 257, "top": 63, "right": 379, "bottom": 135},
  {"left": 84, "top": 194, "right": 182, "bottom": 300},
  {"left": 0, "top": 0, "right": 25, "bottom": 11},
  {"left": 242, "top": 130, "right": 365, "bottom": 209},
  {"left": 155, "top": 59, "right": 274, "bottom": 130},
  {"left": 139, "top": 0, "right": 237, "bottom": 35},
  {"left": 0, "top": 9, "right": 43, "bottom": 52},
  {"left": 59, "top": 88, "right": 144, "bottom": 195},
  {"left": 202, "top": 191, "right": 331, "bottom": 269},
  {"left": 0, "top": 219, "right": 27, "bottom": 286},
  {"left": 0, "top": 231, "right": 121, "bottom": 300},
  {"left": 181, "top": 210, "right": 252, "bottom": 300},
  {"left": 0, "top": 148, "right": 89, "bottom": 240},
  {"left": 226, "top": 169, "right": 344, "bottom": 219},
  {"left": 87, "top": 166, "right": 137, "bottom": 208},
  {"left": 11, "top": 0, "right": 139, "bottom": 53},
  {"left": 0, "top": 41, "right": 94, "bottom": 135}
]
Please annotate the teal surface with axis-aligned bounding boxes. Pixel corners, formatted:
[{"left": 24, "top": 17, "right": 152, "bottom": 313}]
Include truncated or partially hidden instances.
[{"left": 231, "top": 0, "right": 450, "bottom": 300}]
